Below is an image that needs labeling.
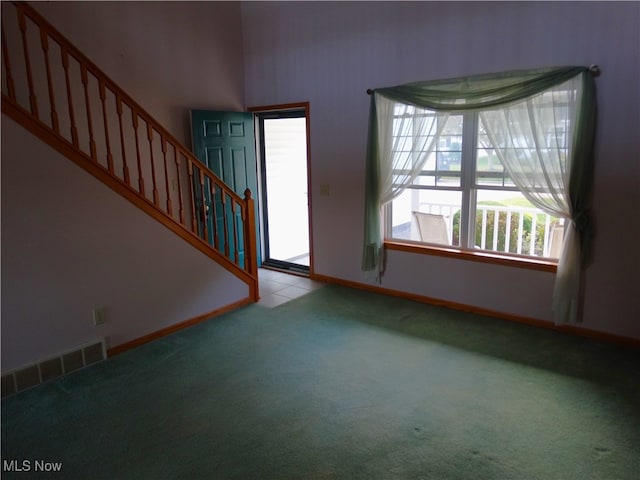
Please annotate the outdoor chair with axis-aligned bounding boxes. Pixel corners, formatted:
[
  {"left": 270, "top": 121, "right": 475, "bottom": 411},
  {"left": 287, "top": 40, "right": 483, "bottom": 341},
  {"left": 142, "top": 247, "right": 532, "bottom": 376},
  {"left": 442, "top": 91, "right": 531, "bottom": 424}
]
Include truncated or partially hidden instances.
[{"left": 413, "top": 211, "right": 450, "bottom": 245}]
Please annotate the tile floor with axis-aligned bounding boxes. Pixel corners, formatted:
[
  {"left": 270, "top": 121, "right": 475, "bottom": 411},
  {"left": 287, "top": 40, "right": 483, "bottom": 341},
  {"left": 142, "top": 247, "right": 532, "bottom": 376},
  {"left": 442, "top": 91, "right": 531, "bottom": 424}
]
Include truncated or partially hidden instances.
[{"left": 257, "top": 268, "right": 325, "bottom": 308}]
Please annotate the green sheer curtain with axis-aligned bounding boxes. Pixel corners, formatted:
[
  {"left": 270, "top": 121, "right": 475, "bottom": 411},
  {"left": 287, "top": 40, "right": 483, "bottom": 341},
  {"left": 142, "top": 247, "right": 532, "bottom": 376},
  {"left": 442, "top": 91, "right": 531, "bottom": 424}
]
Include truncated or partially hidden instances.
[
  {"left": 362, "top": 66, "right": 597, "bottom": 324},
  {"left": 362, "top": 94, "right": 448, "bottom": 273}
]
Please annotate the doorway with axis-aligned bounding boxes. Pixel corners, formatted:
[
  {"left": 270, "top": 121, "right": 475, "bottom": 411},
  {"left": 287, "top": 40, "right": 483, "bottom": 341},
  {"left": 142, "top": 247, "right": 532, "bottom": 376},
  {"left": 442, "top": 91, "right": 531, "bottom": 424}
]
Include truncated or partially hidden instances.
[{"left": 254, "top": 105, "right": 312, "bottom": 274}]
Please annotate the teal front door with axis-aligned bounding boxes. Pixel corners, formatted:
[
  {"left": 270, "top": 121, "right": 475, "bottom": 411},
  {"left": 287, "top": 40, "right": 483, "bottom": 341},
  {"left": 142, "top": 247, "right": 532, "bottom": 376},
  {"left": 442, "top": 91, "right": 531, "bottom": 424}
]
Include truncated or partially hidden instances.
[{"left": 191, "top": 110, "right": 260, "bottom": 266}]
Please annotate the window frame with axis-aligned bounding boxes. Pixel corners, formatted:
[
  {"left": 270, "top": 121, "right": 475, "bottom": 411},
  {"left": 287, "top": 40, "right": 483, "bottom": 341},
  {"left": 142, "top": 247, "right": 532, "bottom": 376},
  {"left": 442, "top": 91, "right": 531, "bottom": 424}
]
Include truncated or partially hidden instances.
[{"left": 383, "top": 110, "right": 560, "bottom": 272}]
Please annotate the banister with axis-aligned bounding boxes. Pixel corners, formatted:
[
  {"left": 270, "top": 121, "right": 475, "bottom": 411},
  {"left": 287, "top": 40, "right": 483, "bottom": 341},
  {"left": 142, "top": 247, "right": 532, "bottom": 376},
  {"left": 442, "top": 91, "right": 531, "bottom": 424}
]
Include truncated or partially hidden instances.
[
  {"left": 9, "top": 1, "right": 247, "bottom": 203},
  {"left": 1, "top": 27, "right": 16, "bottom": 99},
  {"left": 11, "top": 2, "right": 184, "bottom": 160},
  {"left": 15, "top": 1, "right": 246, "bottom": 206},
  {"left": 1, "top": 1, "right": 259, "bottom": 296}
]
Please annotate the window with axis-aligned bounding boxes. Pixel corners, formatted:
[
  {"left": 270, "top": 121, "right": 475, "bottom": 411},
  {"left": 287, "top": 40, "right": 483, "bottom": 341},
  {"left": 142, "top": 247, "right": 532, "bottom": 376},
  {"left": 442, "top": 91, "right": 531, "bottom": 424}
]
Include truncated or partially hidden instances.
[
  {"left": 385, "top": 105, "right": 565, "bottom": 260},
  {"left": 362, "top": 66, "right": 597, "bottom": 325}
]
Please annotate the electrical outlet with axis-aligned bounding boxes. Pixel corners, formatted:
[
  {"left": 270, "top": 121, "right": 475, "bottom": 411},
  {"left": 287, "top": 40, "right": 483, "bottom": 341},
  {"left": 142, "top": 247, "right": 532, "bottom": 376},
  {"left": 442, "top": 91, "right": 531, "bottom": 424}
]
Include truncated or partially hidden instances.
[{"left": 92, "top": 308, "right": 106, "bottom": 326}]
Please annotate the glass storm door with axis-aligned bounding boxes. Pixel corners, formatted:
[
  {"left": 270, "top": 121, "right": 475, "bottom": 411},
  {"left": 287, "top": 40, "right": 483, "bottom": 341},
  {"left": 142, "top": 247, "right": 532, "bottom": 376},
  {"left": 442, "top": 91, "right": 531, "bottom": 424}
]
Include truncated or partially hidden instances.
[{"left": 257, "top": 110, "right": 310, "bottom": 273}]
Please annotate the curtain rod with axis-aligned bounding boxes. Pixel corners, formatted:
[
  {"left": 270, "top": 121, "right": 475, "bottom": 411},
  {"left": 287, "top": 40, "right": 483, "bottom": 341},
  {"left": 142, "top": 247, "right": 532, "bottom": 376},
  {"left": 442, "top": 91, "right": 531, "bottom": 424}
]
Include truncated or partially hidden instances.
[{"left": 366, "top": 65, "right": 601, "bottom": 94}]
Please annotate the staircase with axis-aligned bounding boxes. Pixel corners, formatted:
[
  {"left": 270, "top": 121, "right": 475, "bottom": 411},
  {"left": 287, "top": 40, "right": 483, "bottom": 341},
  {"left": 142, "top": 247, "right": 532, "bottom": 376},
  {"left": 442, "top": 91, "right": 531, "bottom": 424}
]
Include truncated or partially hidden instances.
[{"left": 1, "top": 2, "right": 259, "bottom": 300}]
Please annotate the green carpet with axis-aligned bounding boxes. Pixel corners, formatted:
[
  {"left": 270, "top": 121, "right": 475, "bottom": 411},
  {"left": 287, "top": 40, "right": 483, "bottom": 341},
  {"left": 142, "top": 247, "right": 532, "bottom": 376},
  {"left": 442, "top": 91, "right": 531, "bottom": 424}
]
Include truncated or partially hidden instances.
[{"left": 2, "top": 285, "right": 639, "bottom": 479}]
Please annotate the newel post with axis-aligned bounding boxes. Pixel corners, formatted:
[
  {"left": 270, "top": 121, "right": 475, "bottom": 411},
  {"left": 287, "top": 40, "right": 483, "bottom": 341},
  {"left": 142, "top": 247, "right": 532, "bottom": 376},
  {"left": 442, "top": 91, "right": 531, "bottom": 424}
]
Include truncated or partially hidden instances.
[{"left": 244, "top": 188, "right": 259, "bottom": 299}]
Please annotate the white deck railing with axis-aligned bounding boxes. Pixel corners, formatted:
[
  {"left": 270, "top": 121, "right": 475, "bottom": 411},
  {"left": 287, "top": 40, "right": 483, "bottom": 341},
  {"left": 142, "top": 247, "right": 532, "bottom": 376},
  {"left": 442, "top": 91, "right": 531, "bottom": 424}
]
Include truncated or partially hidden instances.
[{"left": 417, "top": 202, "right": 564, "bottom": 258}]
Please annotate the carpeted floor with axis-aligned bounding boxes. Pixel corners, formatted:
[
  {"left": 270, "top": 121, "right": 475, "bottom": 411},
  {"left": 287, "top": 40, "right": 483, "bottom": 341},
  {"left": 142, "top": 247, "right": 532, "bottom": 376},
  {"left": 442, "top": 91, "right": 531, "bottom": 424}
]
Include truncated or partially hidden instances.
[{"left": 2, "top": 284, "right": 639, "bottom": 479}]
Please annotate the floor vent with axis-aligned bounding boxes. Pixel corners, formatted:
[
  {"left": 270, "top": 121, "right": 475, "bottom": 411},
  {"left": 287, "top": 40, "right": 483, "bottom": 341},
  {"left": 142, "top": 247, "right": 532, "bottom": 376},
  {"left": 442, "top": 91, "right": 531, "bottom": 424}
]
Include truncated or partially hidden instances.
[{"left": 1, "top": 339, "right": 106, "bottom": 398}]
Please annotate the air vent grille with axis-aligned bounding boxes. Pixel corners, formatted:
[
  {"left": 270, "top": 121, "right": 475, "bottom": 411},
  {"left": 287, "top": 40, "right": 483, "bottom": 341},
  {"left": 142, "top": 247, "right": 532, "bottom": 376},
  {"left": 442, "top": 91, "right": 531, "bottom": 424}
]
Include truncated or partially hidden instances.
[{"left": 1, "top": 340, "right": 106, "bottom": 398}]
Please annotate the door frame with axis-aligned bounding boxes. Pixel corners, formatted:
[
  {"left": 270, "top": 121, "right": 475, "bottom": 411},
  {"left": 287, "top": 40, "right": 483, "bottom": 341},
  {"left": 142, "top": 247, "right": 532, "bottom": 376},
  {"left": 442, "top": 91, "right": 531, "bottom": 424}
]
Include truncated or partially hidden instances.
[{"left": 248, "top": 102, "right": 314, "bottom": 276}]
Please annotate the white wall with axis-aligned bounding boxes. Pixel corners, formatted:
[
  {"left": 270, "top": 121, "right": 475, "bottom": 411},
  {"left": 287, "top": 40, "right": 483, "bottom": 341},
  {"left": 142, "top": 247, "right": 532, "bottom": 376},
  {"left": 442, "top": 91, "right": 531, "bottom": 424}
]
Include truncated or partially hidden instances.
[
  {"left": 1, "top": 118, "right": 249, "bottom": 372},
  {"left": 1, "top": 1, "right": 249, "bottom": 372},
  {"left": 241, "top": 1, "right": 640, "bottom": 339},
  {"left": 29, "top": 0, "right": 246, "bottom": 145}
]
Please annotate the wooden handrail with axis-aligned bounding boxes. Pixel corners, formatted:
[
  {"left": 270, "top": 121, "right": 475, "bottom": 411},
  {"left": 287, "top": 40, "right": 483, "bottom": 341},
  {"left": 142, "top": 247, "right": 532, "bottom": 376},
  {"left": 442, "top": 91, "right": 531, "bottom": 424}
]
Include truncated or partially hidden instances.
[{"left": 1, "top": 1, "right": 258, "bottom": 299}]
